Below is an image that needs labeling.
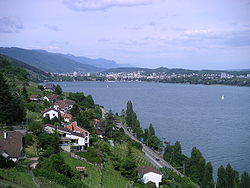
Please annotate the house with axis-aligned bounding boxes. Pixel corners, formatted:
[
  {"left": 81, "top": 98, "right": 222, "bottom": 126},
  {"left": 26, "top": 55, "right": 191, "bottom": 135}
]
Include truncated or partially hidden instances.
[
  {"left": 42, "top": 108, "right": 61, "bottom": 120},
  {"left": 76, "top": 166, "right": 86, "bottom": 173},
  {"left": 43, "top": 94, "right": 59, "bottom": 103},
  {"left": 136, "top": 166, "right": 162, "bottom": 188},
  {"left": 0, "top": 131, "right": 24, "bottom": 162},
  {"left": 29, "top": 94, "right": 42, "bottom": 102},
  {"left": 61, "top": 112, "right": 73, "bottom": 123},
  {"left": 53, "top": 99, "right": 75, "bottom": 112},
  {"left": 65, "top": 121, "right": 89, "bottom": 138},
  {"left": 44, "top": 83, "right": 56, "bottom": 92},
  {"left": 44, "top": 124, "right": 89, "bottom": 152},
  {"left": 29, "top": 157, "right": 39, "bottom": 169}
]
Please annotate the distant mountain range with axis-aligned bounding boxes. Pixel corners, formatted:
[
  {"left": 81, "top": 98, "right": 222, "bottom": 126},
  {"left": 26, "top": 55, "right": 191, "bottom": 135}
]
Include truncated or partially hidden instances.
[
  {"left": 63, "top": 54, "right": 131, "bottom": 69},
  {"left": 0, "top": 47, "right": 249, "bottom": 75},
  {"left": 0, "top": 47, "right": 130, "bottom": 73},
  {"left": 103, "top": 67, "right": 250, "bottom": 75}
]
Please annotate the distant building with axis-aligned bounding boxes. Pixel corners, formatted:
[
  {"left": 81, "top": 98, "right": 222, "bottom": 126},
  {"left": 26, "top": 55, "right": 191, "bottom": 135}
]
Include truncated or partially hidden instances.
[
  {"left": 42, "top": 108, "right": 61, "bottom": 120},
  {"left": 247, "top": 74, "right": 250, "bottom": 78},
  {"left": 53, "top": 99, "right": 75, "bottom": 112},
  {"left": 44, "top": 83, "right": 56, "bottom": 92},
  {"left": 73, "top": 71, "right": 78, "bottom": 77},
  {"left": 61, "top": 112, "right": 73, "bottom": 123},
  {"left": 0, "top": 131, "right": 24, "bottom": 162},
  {"left": 43, "top": 94, "right": 59, "bottom": 103},
  {"left": 136, "top": 166, "right": 162, "bottom": 188},
  {"left": 220, "top": 73, "right": 227, "bottom": 78},
  {"left": 44, "top": 124, "right": 89, "bottom": 152},
  {"left": 29, "top": 94, "right": 42, "bottom": 102}
]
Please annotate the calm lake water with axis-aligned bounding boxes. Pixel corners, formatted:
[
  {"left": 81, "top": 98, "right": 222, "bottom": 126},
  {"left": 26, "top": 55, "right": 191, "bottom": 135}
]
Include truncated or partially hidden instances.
[{"left": 55, "top": 81, "right": 250, "bottom": 175}]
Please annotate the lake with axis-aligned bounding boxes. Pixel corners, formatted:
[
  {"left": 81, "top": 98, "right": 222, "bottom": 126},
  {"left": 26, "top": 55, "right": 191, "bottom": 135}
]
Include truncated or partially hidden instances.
[{"left": 55, "top": 81, "right": 250, "bottom": 175}]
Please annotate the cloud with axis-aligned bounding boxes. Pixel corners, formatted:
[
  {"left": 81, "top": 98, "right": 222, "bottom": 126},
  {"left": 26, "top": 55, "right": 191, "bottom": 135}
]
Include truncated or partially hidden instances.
[
  {"left": 0, "top": 17, "right": 23, "bottom": 33},
  {"left": 44, "top": 24, "right": 60, "bottom": 32},
  {"left": 63, "top": 0, "right": 153, "bottom": 11},
  {"left": 98, "top": 38, "right": 110, "bottom": 43},
  {"left": 47, "top": 45, "right": 61, "bottom": 50}
]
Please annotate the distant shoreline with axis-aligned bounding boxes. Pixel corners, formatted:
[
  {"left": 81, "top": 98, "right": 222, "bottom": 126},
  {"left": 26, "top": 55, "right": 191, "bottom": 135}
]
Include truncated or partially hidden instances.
[{"left": 44, "top": 79, "right": 250, "bottom": 88}]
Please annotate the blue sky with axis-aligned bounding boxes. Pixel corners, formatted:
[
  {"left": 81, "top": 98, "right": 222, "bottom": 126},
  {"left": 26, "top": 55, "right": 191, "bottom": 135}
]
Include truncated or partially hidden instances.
[{"left": 0, "top": 0, "right": 250, "bottom": 69}]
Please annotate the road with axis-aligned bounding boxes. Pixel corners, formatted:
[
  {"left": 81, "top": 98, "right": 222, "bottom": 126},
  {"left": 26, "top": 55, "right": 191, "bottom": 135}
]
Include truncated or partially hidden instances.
[{"left": 117, "top": 122, "right": 183, "bottom": 176}]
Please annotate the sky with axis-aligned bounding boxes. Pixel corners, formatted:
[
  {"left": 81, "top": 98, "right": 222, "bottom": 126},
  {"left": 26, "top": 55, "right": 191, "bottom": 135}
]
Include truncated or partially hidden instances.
[{"left": 0, "top": 0, "right": 250, "bottom": 70}]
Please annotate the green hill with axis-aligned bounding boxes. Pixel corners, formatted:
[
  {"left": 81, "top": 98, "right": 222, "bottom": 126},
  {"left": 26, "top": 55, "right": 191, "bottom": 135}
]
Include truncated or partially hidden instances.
[
  {"left": 0, "top": 54, "right": 51, "bottom": 82},
  {"left": 0, "top": 47, "right": 104, "bottom": 73}
]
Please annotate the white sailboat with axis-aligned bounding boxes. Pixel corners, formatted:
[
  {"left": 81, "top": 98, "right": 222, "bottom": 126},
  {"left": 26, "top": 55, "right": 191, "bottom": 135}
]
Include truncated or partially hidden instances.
[
  {"left": 221, "top": 95, "right": 225, "bottom": 100},
  {"left": 106, "top": 85, "right": 109, "bottom": 88}
]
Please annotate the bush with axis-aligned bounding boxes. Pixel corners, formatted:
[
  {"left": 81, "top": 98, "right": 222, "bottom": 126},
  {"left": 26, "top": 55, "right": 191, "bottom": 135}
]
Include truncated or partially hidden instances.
[
  {"left": 24, "top": 134, "right": 34, "bottom": 146},
  {"left": 25, "top": 102, "right": 45, "bottom": 112},
  {"left": 34, "top": 154, "right": 84, "bottom": 188}
]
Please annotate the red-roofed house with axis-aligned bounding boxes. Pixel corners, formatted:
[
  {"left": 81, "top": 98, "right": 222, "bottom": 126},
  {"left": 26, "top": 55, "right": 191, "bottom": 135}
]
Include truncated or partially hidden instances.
[
  {"left": 61, "top": 112, "right": 73, "bottom": 123},
  {"left": 136, "top": 166, "right": 162, "bottom": 187},
  {"left": 29, "top": 94, "right": 42, "bottom": 102},
  {"left": 44, "top": 124, "right": 89, "bottom": 152},
  {"left": 65, "top": 121, "right": 89, "bottom": 148}
]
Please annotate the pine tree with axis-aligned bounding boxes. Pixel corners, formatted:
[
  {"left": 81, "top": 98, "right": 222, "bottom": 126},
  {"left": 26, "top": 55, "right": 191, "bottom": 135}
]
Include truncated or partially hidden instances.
[
  {"left": 225, "top": 163, "right": 240, "bottom": 188},
  {"left": 21, "top": 86, "right": 28, "bottom": 101},
  {"left": 217, "top": 165, "right": 226, "bottom": 188},
  {"left": 149, "top": 123, "right": 155, "bottom": 136},
  {"left": 0, "top": 73, "right": 14, "bottom": 125},
  {"left": 241, "top": 172, "right": 250, "bottom": 188},
  {"left": 202, "top": 162, "right": 214, "bottom": 188},
  {"left": 187, "top": 147, "right": 206, "bottom": 184}
]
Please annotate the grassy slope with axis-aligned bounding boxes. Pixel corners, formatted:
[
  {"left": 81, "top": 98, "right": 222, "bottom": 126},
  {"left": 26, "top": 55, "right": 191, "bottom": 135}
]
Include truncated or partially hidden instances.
[
  {"left": 61, "top": 152, "right": 130, "bottom": 188},
  {"left": 0, "top": 167, "right": 36, "bottom": 188}
]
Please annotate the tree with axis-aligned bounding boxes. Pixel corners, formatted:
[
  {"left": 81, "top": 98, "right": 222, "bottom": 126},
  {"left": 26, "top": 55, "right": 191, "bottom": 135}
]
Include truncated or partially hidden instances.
[
  {"left": 70, "top": 104, "right": 80, "bottom": 117},
  {"left": 54, "top": 85, "right": 62, "bottom": 95},
  {"left": 38, "top": 85, "right": 44, "bottom": 91},
  {"left": 0, "top": 73, "right": 15, "bottom": 125},
  {"left": 202, "top": 162, "right": 214, "bottom": 188},
  {"left": 104, "top": 111, "right": 115, "bottom": 138},
  {"left": 75, "top": 110, "right": 95, "bottom": 133},
  {"left": 225, "top": 163, "right": 240, "bottom": 188},
  {"left": 0, "top": 73, "right": 25, "bottom": 125},
  {"left": 149, "top": 123, "right": 155, "bottom": 136},
  {"left": 186, "top": 147, "right": 206, "bottom": 185},
  {"left": 217, "top": 165, "right": 226, "bottom": 188},
  {"left": 21, "top": 86, "right": 28, "bottom": 101},
  {"left": 241, "top": 172, "right": 250, "bottom": 188},
  {"left": 217, "top": 164, "right": 240, "bottom": 188}
]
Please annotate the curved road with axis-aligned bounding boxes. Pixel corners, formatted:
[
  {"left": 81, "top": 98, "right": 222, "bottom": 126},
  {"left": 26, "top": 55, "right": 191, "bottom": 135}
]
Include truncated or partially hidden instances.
[{"left": 117, "top": 122, "right": 183, "bottom": 176}]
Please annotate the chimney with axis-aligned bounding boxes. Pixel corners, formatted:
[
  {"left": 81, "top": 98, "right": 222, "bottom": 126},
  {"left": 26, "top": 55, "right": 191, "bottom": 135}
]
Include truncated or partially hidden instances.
[{"left": 4, "top": 132, "right": 7, "bottom": 139}]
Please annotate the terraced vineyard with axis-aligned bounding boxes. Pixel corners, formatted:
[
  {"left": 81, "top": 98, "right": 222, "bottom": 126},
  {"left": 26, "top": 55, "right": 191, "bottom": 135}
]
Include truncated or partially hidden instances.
[{"left": 111, "top": 143, "right": 153, "bottom": 167}]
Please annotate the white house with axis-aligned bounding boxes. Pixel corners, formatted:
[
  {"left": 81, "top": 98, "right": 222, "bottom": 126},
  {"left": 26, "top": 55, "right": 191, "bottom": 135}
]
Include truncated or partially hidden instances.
[
  {"left": 43, "top": 95, "right": 59, "bottom": 103},
  {"left": 53, "top": 99, "right": 75, "bottom": 112},
  {"left": 42, "top": 108, "right": 60, "bottom": 120},
  {"left": 44, "top": 124, "right": 89, "bottom": 152},
  {"left": 136, "top": 166, "right": 162, "bottom": 188}
]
